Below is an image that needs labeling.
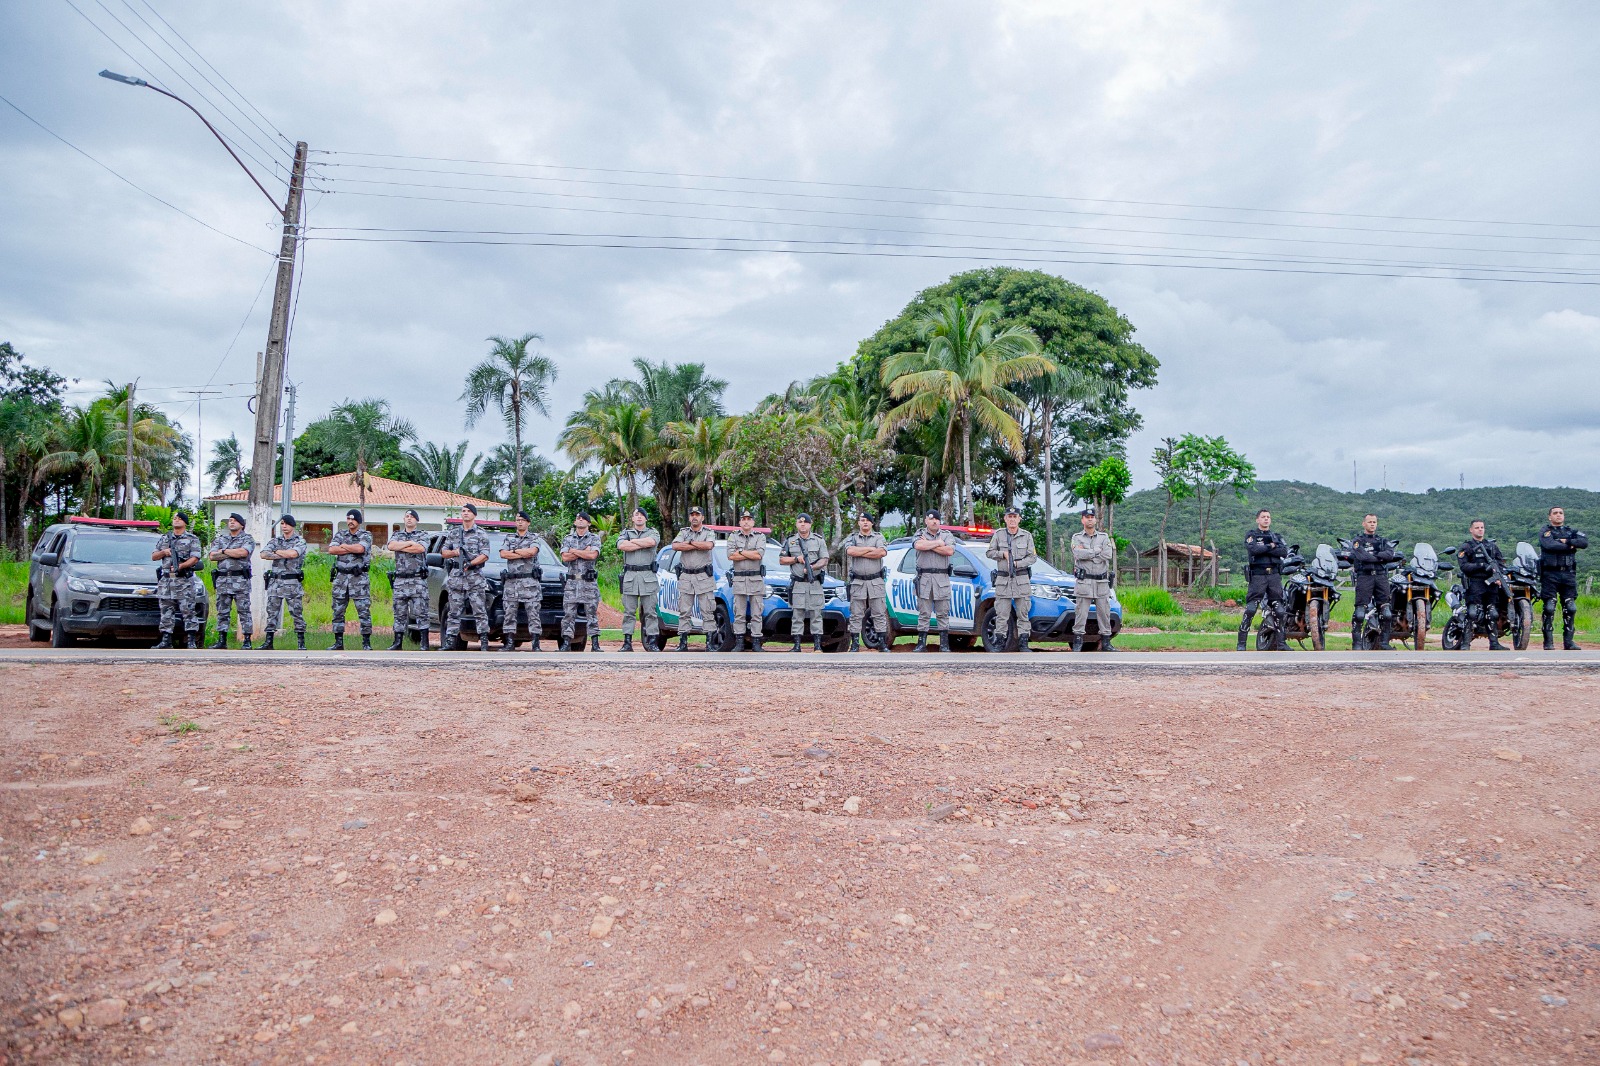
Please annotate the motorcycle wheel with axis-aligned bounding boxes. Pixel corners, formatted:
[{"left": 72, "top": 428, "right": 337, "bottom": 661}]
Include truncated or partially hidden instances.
[
  {"left": 1440, "top": 618, "right": 1463, "bottom": 651},
  {"left": 1411, "top": 598, "right": 1429, "bottom": 651},
  {"left": 1306, "top": 598, "right": 1325, "bottom": 651},
  {"left": 1513, "top": 598, "right": 1532, "bottom": 651}
]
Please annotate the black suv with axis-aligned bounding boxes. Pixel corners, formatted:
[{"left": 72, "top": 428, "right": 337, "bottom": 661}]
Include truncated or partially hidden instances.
[
  {"left": 27, "top": 517, "right": 209, "bottom": 646},
  {"left": 421, "top": 521, "right": 570, "bottom": 647}
]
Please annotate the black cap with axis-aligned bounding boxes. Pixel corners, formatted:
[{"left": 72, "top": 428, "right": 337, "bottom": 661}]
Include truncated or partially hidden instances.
[
  {"left": 689, "top": 506, "right": 703, "bottom": 515},
  {"left": 633, "top": 506, "right": 647, "bottom": 517},
  {"left": 460, "top": 503, "right": 477, "bottom": 516},
  {"left": 1081, "top": 505, "right": 1097, "bottom": 517},
  {"left": 346, "top": 508, "right": 363, "bottom": 523},
  {"left": 405, "top": 508, "right": 420, "bottom": 521},
  {"left": 227, "top": 511, "right": 246, "bottom": 526},
  {"left": 172, "top": 510, "right": 190, "bottom": 524},
  {"left": 1004, "top": 505, "right": 1021, "bottom": 517},
  {"left": 925, "top": 509, "right": 941, "bottom": 521},
  {"left": 740, "top": 509, "right": 753, "bottom": 519},
  {"left": 516, "top": 509, "right": 532, "bottom": 522},
  {"left": 575, "top": 511, "right": 592, "bottom": 522},
  {"left": 797, "top": 512, "right": 812, "bottom": 523},
  {"left": 280, "top": 514, "right": 297, "bottom": 527}
]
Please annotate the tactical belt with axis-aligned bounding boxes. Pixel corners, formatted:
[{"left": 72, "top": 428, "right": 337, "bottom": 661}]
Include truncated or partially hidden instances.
[
  {"left": 792, "top": 574, "right": 821, "bottom": 584},
  {"left": 216, "top": 567, "right": 252, "bottom": 578},
  {"left": 336, "top": 564, "right": 371, "bottom": 575},
  {"left": 1073, "top": 568, "right": 1108, "bottom": 580},
  {"left": 1247, "top": 566, "right": 1279, "bottom": 576},
  {"left": 268, "top": 572, "right": 303, "bottom": 581},
  {"left": 679, "top": 565, "right": 712, "bottom": 576},
  {"left": 572, "top": 569, "right": 598, "bottom": 581},
  {"left": 505, "top": 569, "right": 538, "bottom": 580},
  {"left": 849, "top": 571, "right": 883, "bottom": 580},
  {"left": 1542, "top": 559, "right": 1577, "bottom": 572},
  {"left": 999, "top": 567, "right": 1031, "bottom": 580},
  {"left": 917, "top": 566, "right": 953, "bottom": 576},
  {"left": 624, "top": 563, "right": 658, "bottom": 572},
  {"left": 732, "top": 567, "right": 763, "bottom": 576},
  {"left": 1353, "top": 566, "right": 1384, "bottom": 576}
]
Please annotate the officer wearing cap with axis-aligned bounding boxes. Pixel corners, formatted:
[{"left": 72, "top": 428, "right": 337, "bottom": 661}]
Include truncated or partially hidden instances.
[
  {"left": 499, "top": 510, "right": 544, "bottom": 652},
  {"left": 442, "top": 503, "right": 492, "bottom": 651},
  {"left": 617, "top": 507, "right": 660, "bottom": 652},
  {"left": 726, "top": 509, "right": 768, "bottom": 651},
  {"left": 1070, "top": 506, "right": 1116, "bottom": 651},
  {"left": 327, "top": 508, "right": 374, "bottom": 650},
  {"left": 388, "top": 507, "right": 431, "bottom": 650},
  {"left": 912, "top": 509, "right": 958, "bottom": 652},
  {"left": 670, "top": 506, "right": 717, "bottom": 650},
  {"left": 780, "top": 513, "right": 829, "bottom": 652},
  {"left": 987, "top": 506, "right": 1038, "bottom": 652},
  {"left": 151, "top": 509, "right": 203, "bottom": 649},
  {"left": 207, "top": 511, "right": 256, "bottom": 649},
  {"left": 259, "top": 515, "right": 307, "bottom": 650},
  {"left": 842, "top": 513, "right": 889, "bottom": 652},
  {"left": 560, "top": 512, "right": 604, "bottom": 652}
]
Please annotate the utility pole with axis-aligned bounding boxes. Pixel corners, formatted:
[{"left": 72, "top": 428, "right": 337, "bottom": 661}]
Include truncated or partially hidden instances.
[
  {"left": 181, "top": 388, "right": 223, "bottom": 511},
  {"left": 281, "top": 380, "right": 298, "bottom": 516},
  {"left": 246, "top": 142, "right": 308, "bottom": 636},
  {"left": 124, "top": 379, "right": 137, "bottom": 520}
]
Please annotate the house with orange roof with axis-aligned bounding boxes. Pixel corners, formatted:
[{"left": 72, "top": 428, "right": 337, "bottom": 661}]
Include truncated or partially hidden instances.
[{"left": 204, "top": 472, "right": 506, "bottom": 549}]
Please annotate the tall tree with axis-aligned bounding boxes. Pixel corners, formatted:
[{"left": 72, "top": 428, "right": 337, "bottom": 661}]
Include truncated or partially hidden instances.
[
  {"left": 322, "top": 398, "right": 418, "bottom": 508},
  {"left": 606, "top": 358, "right": 726, "bottom": 524},
  {"left": 34, "top": 405, "right": 121, "bottom": 513},
  {"left": 461, "top": 333, "right": 558, "bottom": 513},
  {"left": 1168, "top": 434, "right": 1256, "bottom": 587},
  {"left": 207, "top": 433, "right": 246, "bottom": 493},
  {"left": 663, "top": 415, "right": 738, "bottom": 520},
  {"left": 558, "top": 397, "right": 659, "bottom": 518},
  {"left": 480, "top": 443, "right": 553, "bottom": 504},
  {"left": 1072, "top": 455, "right": 1132, "bottom": 536},
  {"left": 403, "top": 440, "right": 485, "bottom": 496}
]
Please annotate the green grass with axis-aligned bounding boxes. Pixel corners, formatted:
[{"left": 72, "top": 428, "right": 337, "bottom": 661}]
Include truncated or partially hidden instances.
[
  {"left": 1115, "top": 586, "right": 1183, "bottom": 616},
  {"left": 0, "top": 560, "right": 25, "bottom": 625},
  {"left": 158, "top": 713, "right": 200, "bottom": 735}
]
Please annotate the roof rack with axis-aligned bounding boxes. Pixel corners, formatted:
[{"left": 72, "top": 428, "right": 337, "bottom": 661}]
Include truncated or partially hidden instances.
[
  {"left": 445, "top": 518, "right": 518, "bottom": 529},
  {"left": 68, "top": 516, "right": 160, "bottom": 529}
]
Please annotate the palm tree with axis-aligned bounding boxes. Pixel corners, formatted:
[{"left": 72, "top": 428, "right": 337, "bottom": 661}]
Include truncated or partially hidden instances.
[
  {"left": 479, "top": 443, "right": 553, "bottom": 503},
  {"left": 558, "top": 398, "right": 658, "bottom": 517},
  {"left": 663, "top": 415, "right": 738, "bottom": 519},
  {"left": 403, "top": 440, "right": 485, "bottom": 495},
  {"left": 322, "top": 398, "right": 417, "bottom": 508},
  {"left": 35, "top": 405, "right": 120, "bottom": 512},
  {"left": 461, "top": 333, "right": 558, "bottom": 513},
  {"left": 619, "top": 358, "right": 727, "bottom": 426},
  {"left": 207, "top": 433, "right": 246, "bottom": 493},
  {"left": 879, "top": 296, "right": 1052, "bottom": 523}
]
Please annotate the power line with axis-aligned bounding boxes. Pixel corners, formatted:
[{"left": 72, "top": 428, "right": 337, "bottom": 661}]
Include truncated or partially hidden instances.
[
  {"left": 201, "top": 259, "right": 277, "bottom": 387},
  {"left": 0, "top": 91, "right": 273, "bottom": 254}
]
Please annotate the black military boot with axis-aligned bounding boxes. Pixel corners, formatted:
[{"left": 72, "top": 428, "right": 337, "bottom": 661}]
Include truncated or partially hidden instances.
[
  {"left": 478, "top": 636, "right": 490, "bottom": 652},
  {"left": 241, "top": 636, "right": 253, "bottom": 650},
  {"left": 390, "top": 629, "right": 406, "bottom": 651},
  {"left": 1485, "top": 611, "right": 1505, "bottom": 651},
  {"left": 1101, "top": 636, "right": 1116, "bottom": 652},
  {"left": 499, "top": 634, "right": 515, "bottom": 651},
  {"left": 848, "top": 635, "right": 860, "bottom": 653},
  {"left": 591, "top": 633, "right": 601, "bottom": 652},
  {"left": 1544, "top": 615, "right": 1556, "bottom": 651},
  {"left": 752, "top": 637, "right": 763, "bottom": 652},
  {"left": 1565, "top": 606, "right": 1580, "bottom": 650},
  {"left": 1071, "top": 635, "right": 1083, "bottom": 653},
  {"left": 261, "top": 632, "right": 275, "bottom": 651},
  {"left": 1377, "top": 614, "right": 1395, "bottom": 651},
  {"left": 152, "top": 631, "right": 174, "bottom": 649},
  {"left": 211, "top": 632, "right": 228, "bottom": 650},
  {"left": 813, "top": 636, "right": 823, "bottom": 652},
  {"left": 643, "top": 633, "right": 658, "bottom": 652},
  {"left": 331, "top": 631, "right": 344, "bottom": 651},
  {"left": 913, "top": 631, "right": 928, "bottom": 652},
  {"left": 184, "top": 631, "right": 199, "bottom": 649},
  {"left": 678, "top": 633, "right": 689, "bottom": 652},
  {"left": 621, "top": 634, "right": 634, "bottom": 652},
  {"left": 416, "top": 629, "right": 431, "bottom": 651},
  {"left": 937, "top": 629, "right": 950, "bottom": 652},
  {"left": 295, "top": 631, "right": 306, "bottom": 651},
  {"left": 529, "top": 631, "right": 541, "bottom": 652},
  {"left": 1018, "top": 636, "right": 1031, "bottom": 652},
  {"left": 790, "top": 636, "right": 802, "bottom": 652},
  {"left": 1235, "top": 612, "right": 1252, "bottom": 652}
]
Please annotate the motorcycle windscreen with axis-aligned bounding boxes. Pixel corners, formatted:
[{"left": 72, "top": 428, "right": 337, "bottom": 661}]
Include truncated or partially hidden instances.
[
  {"left": 1516, "top": 541, "right": 1539, "bottom": 572},
  {"left": 1410, "top": 543, "right": 1437, "bottom": 578},
  {"left": 1312, "top": 544, "right": 1339, "bottom": 578}
]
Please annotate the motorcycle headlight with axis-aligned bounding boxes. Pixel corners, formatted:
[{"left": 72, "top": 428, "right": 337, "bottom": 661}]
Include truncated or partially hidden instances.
[{"left": 66, "top": 576, "right": 99, "bottom": 595}]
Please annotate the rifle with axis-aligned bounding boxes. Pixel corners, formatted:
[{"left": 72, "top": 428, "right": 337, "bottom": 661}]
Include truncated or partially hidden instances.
[{"left": 788, "top": 532, "right": 825, "bottom": 585}]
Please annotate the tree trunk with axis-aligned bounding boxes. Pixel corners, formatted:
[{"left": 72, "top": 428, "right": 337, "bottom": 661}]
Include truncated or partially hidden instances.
[
  {"left": 960, "top": 413, "right": 973, "bottom": 525},
  {"left": 512, "top": 408, "right": 524, "bottom": 514},
  {"left": 1042, "top": 394, "right": 1053, "bottom": 565}
]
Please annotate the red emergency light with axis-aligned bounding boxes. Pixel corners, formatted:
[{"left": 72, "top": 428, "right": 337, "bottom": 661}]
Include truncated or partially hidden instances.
[
  {"left": 701, "top": 524, "right": 773, "bottom": 533},
  {"left": 68, "top": 515, "right": 160, "bottom": 529},
  {"left": 445, "top": 518, "right": 517, "bottom": 528},
  {"left": 939, "top": 523, "right": 994, "bottom": 537}
]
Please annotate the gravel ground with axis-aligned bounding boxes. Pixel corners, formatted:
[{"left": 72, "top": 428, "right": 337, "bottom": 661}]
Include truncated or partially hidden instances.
[{"left": 1, "top": 662, "right": 1595, "bottom": 1065}]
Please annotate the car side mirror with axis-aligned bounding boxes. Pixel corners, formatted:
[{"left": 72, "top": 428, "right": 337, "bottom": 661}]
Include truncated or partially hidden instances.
[
  {"left": 425, "top": 553, "right": 444, "bottom": 567},
  {"left": 39, "top": 552, "right": 59, "bottom": 567}
]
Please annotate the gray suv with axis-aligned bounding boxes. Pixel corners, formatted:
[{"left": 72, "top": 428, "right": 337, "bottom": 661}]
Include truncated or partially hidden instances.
[
  {"left": 421, "top": 521, "right": 571, "bottom": 647},
  {"left": 27, "top": 517, "right": 208, "bottom": 646}
]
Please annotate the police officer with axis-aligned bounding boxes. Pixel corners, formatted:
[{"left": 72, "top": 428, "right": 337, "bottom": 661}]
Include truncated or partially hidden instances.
[
  {"left": 208, "top": 511, "right": 255, "bottom": 649},
  {"left": 1347, "top": 513, "right": 1400, "bottom": 650},
  {"left": 842, "top": 513, "right": 889, "bottom": 653},
  {"left": 258, "top": 515, "right": 307, "bottom": 650},
  {"left": 670, "top": 507, "right": 717, "bottom": 651},
  {"left": 1539, "top": 506, "right": 1588, "bottom": 651},
  {"left": 986, "top": 506, "right": 1037, "bottom": 652},
  {"left": 726, "top": 509, "right": 768, "bottom": 652},
  {"left": 499, "top": 510, "right": 544, "bottom": 652},
  {"left": 781, "top": 513, "right": 829, "bottom": 652},
  {"left": 560, "top": 512, "right": 604, "bottom": 652},
  {"left": 1237, "top": 509, "right": 1289, "bottom": 651},
  {"left": 151, "top": 509, "right": 203, "bottom": 649},
  {"left": 1071, "top": 506, "right": 1116, "bottom": 652},
  {"left": 1456, "top": 520, "right": 1508, "bottom": 652},
  {"left": 327, "top": 508, "right": 374, "bottom": 651},
  {"left": 441, "top": 503, "right": 492, "bottom": 652},
  {"left": 387, "top": 508, "right": 431, "bottom": 651},
  {"left": 617, "top": 508, "right": 660, "bottom": 652},
  {"left": 911, "top": 510, "right": 957, "bottom": 652}
]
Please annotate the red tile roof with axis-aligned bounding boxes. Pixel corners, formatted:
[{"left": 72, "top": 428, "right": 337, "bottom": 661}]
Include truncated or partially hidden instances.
[{"left": 206, "top": 472, "right": 505, "bottom": 510}]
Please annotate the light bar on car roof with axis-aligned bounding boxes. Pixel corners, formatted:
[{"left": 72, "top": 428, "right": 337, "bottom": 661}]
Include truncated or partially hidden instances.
[
  {"left": 940, "top": 523, "right": 994, "bottom": 537},
  {"left": 702, "top": 523, "right": 773, "bottom": 533},
  {"left": 68, "top": 515, "right": 160, "bottom": 529},
  {"left": 445, "top": 518, "right": 517, "bottom": 528}
]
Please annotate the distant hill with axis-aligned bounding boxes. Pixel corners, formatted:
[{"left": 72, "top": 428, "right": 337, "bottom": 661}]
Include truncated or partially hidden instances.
[{"left": 1057, "top": 481, "right": 1599, "bottom": 580}]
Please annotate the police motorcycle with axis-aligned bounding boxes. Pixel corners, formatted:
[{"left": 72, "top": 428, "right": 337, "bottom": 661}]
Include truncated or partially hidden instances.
[
  {"left": 1336, "top": 537, "right": 1402, "bottom": 650},
  {"left": 1440, "top": 541, "right": 1541, "bottom": 651},
  {"left": 1262, "top": 543, "right": 1345, "bottom": 650},
  {"left": 1386, "top": 543, "right": 1450, "bottom": 650}
]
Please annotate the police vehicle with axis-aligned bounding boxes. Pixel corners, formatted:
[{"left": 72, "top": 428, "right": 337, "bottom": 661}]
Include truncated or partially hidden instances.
[
  {"left": 26, "top": 516, "right": 209, "bottom": 646},
  {"left": 882, "top": 524, "right": 1122, "bottom": 649},
  {"left": 421, "top": 519, "right": 568, "bottom": 647},
  {"left": 652, "top": 525, "right": 857, "bottom": 650}
]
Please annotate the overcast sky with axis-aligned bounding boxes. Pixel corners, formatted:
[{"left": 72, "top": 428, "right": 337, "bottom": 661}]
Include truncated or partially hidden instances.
[{"left": 4, "top": 0, "right": 1599, "bottom": 506}]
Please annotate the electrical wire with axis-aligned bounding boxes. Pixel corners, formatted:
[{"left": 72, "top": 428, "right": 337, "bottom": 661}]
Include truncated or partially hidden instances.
[{"left": 200, "top": 259, "right": 277, "bottom": 388}]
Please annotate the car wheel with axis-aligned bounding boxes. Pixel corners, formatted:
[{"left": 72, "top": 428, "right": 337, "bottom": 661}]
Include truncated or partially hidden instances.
[
  {"left": 50, "top": 605, "right": 76, "bottom": 648},
  {"left": 705, "top": 610, "right": 735, "bottom": 652},
  {"left": 27, "top": 593, "right": 49, "bottom": 642},
  {"left": 862, "top": 615, "right": 888, "bottom": 651},
  {"left": 979, "top": 608, "right": 1008, "bottom": 652}
]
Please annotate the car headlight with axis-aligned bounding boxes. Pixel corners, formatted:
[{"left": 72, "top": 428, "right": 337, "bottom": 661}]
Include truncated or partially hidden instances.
[
  {"left": 1030, "top": 583, "right": 1054, "bottom": 599},
  {"left": 66, "top": 576, "right": 99, "bottom": 595}
]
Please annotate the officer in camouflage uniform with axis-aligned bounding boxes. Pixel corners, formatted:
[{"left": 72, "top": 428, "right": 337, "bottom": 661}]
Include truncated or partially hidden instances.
[
  {"left": 726, "top": 509, "right": 768, "bottom": 652},
  {"left": 151, "top": 509, "right": 204, "bottom": 649},
  {"left": 327, "top": 508, "right": 374, "bottom": 651},
  {"left": 259, "top": 515, "right": 307, "bottom": 650},
  {"left": 842, "top": 513, "right": 889, "bottom": 653},
  {"left": 1071, "top": 506, "right": 1117, "bottom": 652},
  {"left": 560, "top": 512, "right": 604, "bottom": 652},
  {"left": 207, "top": 511, "right": 256, "bottom": 649},
  {"left": 387, "top": 507, "right": 431, "bottom": 651},
  {"left": 912, "top": 510, "right": 957, "bottom": 652},
  {"left": 499, "top": 510, "right": 544, "bottom": 652},
  {"left": 442, "top": 502, "right": 492, "bottom": 652},
  {"left": 781, "top": 513, "right": 829, "bottom": 652},
  {"left": 617, "top": 508, "right": 660, "bottom": 652},
  {"left": 986, "top": 505, "right": 1038, "bottom": 652},
  {"left": 670, "top": 507, "right": 717, "bottom": 651}
]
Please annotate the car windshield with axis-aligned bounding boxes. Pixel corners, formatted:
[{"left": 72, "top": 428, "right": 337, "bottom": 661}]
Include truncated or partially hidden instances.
[
  {"left": 484, "top": 532, "right": 562, "bottom": 566},
  {"left": 971, "top": 550, "right": 1066, "bottom": 578},
  {"left": 713, "top": 544, "right": 784, "bottom": 571},
  {"left": 66, "top": 532, "right": 160, "bottom": 565}
]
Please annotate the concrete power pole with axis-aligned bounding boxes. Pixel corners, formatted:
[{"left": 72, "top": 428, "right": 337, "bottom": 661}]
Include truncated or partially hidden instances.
[
  {"left": 281, "top": 380, "right": 298, "bottom": 516},
  {"left": 246, "top": 142, "right": 308, "bottom": 637},
  {"left": 124, "top": 379, "right": 137, "bottom": 520}
]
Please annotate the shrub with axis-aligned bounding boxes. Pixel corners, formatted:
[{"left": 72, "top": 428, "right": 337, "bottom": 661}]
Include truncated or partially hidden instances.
[{"left": 1115, "top": 585, "right": 1183, "bottom": 617}]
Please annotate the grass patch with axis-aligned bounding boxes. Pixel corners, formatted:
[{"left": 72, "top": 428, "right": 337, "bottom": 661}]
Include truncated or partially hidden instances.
[
  {"left": 1116, "top": 585, "right": 1183, "bottom": 616},
  {"left": 158, "top": 713, "right": 200, "bottom": 735},
  {"left": 0, "top": 560, "right": 26, "bottom": 625}
]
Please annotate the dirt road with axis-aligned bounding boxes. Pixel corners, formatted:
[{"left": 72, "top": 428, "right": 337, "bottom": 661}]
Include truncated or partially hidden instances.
[{"left": 1, "top": 661, "right": 1594, "bottom": 1064}]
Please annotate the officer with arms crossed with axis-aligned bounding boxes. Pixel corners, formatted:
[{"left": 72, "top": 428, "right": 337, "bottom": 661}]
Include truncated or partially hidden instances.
[
  {"left": 780, "top": 513, "right": 829, "bottom": 652},
  {"left": 208, "top": 511, "right": 255, "bottom": 649},
  {"left": 617, "top": 508, "right": 660, "bottom": 652},
  {"left": 327, "top": 508, "right": 374, "bottom": 651},
  {"left": 912, "top": 510, "right": 958, "bottom": 652},
  {"left": 499, "top": 510, "right": 544, "bottom": 652},
  {"left": 388, "top": 508, "right": 431, "bottom": 651},
  {"left": 1456, "top": 519, "right": 1508, "bottom": 652},
  {"left": 560, "top": 512, "right": 604, "bottom": 652},
  {"left": 1071, "top": 506, "right": 1116, "bottom": 652},
  {"left": 842, "top": 513, "right": 889, "bottom": 653},
  {"left": 726, "top": 510, "right": 768, "bottom": 652},
  {"left": 1347, "top": 513, "right": 1400, "bottom": 650},
  {"left": 670, "top": 507, "right": 717, "bottom": 651},
  {"left": 986, "top": 506, "right": 1037, "bottom": 652},
  {"left": 441, "top": 503, "right": 492, "bottom": 652},
  {"left": 1540, "top": 506, "right": 1588, "bottom": 651},
  {"left": 258, "top": 515, "right": 306, "bottom": 650},
  {"left": 151, "top": 509, "right": 203, "bottom": 649},
  {"left": 1237, "top": 509, "right": 1289, "bottom": 651}
]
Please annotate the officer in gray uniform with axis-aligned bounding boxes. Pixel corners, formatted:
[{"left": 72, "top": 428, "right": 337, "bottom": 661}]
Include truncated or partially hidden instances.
[
  {"left": 387, "top": 507, "right": 431, "bottom": 651},
  {"left": 499, "top": 510, "right": 544, "bottom": 652},
  {"left": 1071, "top": 505, "right": 1116, "bottom": 652},
  {"left": 207, "top": 511, "right": 256, "bottom": 649},
  {"left": 912, "top": 510, "right": 958, "bottom": 652},
  {"left": 442, "top": 503, "right": 492, "bottom": 652},
  {"left": 725, "top": 509, "right": 768, "bottom": 652},
  {"left": 781, "top": 513, "right": 829, "bottom": 652},
  {"left": 327, "top": 508, "right": 374, "bottom": 651},
  {"left": 259, "top": 515, "right": 307, "bottom": 650},
  {"left": 842, "top": 513, "right": 889, "bottom": 653},
  {"left": 670, "top": 506, "right": 717, "bottom": 651},
  {"left": 986, "top": 505, "right": 1038, "bottom": 652},
  {"left": 151, "top": 509, "right": 204, "bottom": 649},
  {"left": 560, "top": 512, "right": 604, "bottom": 652},
  {"left": 617, "top": 508, "right": 660, "bottom": 652}
]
